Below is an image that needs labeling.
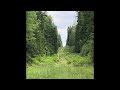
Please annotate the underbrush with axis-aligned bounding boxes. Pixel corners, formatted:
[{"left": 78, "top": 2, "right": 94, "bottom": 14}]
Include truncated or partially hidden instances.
[
  {"left": 31, "top": 54, "right": 58, "bottom": 65},
  {"left": 64, "top": 52, "right": 92, "bottom": 66}
]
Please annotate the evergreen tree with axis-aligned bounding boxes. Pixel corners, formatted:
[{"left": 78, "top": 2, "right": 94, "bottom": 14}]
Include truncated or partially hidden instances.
[
  {"left": 57, "top": 34, "right": 63, "bottom": 47},
  {"left": 66, "top": 11, "right": 94, "bottom": 63},
  {"left": 66, "top": 25, "right": 76, "bottom": 46},
  {"left": 26, "top": 11, "right": 38, "bottom": 63},
  {"left": 26, "top": 11, "right": 61, "bottom": 63}
]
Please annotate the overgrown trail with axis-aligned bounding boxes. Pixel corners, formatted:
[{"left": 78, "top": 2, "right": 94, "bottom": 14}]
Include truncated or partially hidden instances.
[
  {"left": 58, "top": 48, "right": 67, "bottom": 65},
  {"left": 26, "top": 47, "right": 94, "bottom": 79},
  {"left": 26, "top": 11, "right": 94, "bottom": 79}
]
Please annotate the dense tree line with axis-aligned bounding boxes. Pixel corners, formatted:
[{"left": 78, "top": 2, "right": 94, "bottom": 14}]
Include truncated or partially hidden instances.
[
  {"left": 57, "top": 34, "right": 63, "bottom": 47},
  {"left": 66, "top": 11, "right": 94, "bottom": 63},
  {"left": 66, "top": 25, "right": 76, "bottom": 47},
  {"left": 26, "top": 11, "right": 62, "bottom": 64}
]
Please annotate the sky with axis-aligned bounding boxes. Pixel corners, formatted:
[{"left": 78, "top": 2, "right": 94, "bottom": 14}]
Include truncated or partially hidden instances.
[{"left": 47, "top": 11, "right": 77, "bottom": 47}]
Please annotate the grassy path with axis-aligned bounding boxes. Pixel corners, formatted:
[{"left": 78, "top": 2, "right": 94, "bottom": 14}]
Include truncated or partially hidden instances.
[
  {"left": 58, "top": 48, "right": 68, "bottom": 65},
  {"left": 26, "top": 48, "right": 94, "bottom": 79}
]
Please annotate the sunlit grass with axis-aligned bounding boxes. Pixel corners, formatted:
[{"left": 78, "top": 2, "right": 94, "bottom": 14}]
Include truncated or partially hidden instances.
[
  {"left": 26, "top": 64, "right": 94, "bottom": 79},
  {"left": 26, "top": 50, "right": 94, "bottom": 79}
]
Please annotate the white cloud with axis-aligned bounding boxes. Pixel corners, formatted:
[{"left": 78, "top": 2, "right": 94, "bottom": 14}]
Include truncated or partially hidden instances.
[{"left": 47, "top": 11, "right": 77, "bottom": 47}]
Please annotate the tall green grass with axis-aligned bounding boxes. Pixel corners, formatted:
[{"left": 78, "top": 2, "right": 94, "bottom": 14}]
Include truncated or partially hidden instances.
[{"left": 26, "top": 64, "right": 94, "bottom": 79}]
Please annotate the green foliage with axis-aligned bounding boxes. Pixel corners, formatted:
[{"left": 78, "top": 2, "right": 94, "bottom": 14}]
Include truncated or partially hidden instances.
[
  {"left": 57, "top": 34, "right": 63, "bottom": 47},
  {"left": 64, "top": 46, "right": 75, "bottom": 53},
  {"left": 26, "top": 11, "right": 62, "bottom": 64},
  {"left": 41, "top": 54, "right": 58, "bottom": 64},
  {"left": 66, "top": 25, "right": 76, "bottom": 46},
  {"left": 32, "top": 54, "right": 58, "bottom": 65},
  {"left": 26, "top": 11, "right": 38, "bottom": 63},
  {"left": 63, "top": 51, "right": 92, "bottom": 66},
  {"left": 66, "top": 11, "right": 94, "bottom": 64},
  {"left": 26, "top": 11, "right": 94, "bottom": 79},
  {"left": 73, "top": 56, "right": 91, "bottom": 66},
  {"left": 74, "top": 11, "right": 94, "bottom": 54},
  {"left": 26, "top": 52, "right": 32, "bottom": 64}
]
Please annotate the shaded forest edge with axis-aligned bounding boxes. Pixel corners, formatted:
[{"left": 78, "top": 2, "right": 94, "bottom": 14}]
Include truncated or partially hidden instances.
[{"left": 26, "top": 11, "right": 62, "bottom": 64}]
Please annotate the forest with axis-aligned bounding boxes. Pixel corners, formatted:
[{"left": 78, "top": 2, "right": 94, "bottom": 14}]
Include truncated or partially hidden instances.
[{"left": 26, "top": 11, "right": 94, "bottom": 79}]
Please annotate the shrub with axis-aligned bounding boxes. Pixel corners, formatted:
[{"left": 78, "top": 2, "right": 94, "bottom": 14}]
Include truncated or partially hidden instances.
[
  {"left": 26, "top": 53, "right": 32, "bottom": 64},
  {"left": 73, "top": 56, "right": 91, "bottom": 66}
]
